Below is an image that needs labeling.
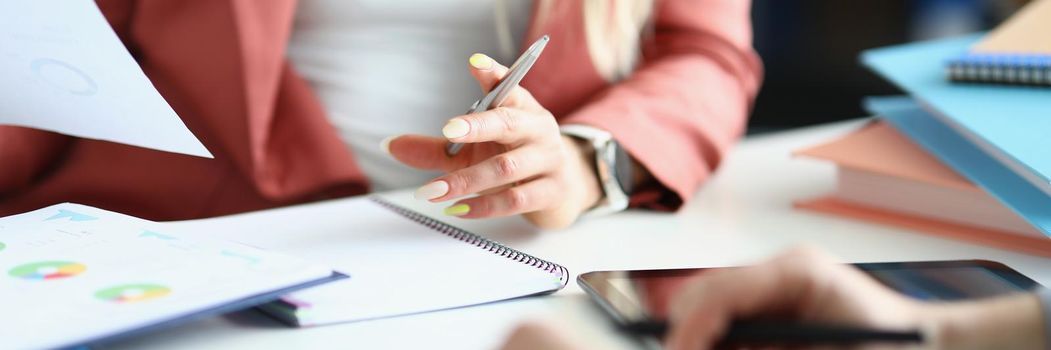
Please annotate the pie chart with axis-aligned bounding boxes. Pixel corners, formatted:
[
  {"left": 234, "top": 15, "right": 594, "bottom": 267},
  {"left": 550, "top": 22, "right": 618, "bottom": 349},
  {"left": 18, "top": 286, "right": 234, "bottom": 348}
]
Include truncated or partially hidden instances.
[
  {"left": 95, "top": 284, "right": 171, "bottom": 303},
  {"left": 8, "top": 261, "right": 86, "bottom": 280}
]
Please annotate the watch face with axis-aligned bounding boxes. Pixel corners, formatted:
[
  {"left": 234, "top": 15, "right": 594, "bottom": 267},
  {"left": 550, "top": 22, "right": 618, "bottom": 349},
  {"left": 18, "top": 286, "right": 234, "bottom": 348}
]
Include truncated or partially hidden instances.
[{"left": 612, "top": 141, "right": 634, "bottom": 195}]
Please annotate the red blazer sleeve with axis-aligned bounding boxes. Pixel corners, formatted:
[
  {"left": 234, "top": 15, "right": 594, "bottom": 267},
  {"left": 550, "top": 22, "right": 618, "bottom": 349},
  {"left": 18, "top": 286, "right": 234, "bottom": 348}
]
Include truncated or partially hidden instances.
[
  {"left": 562, "top": 1, "right": 762, "bottom": 210},
  {"left": 0, "top": 127, "right": 71, "bottom": 197}
]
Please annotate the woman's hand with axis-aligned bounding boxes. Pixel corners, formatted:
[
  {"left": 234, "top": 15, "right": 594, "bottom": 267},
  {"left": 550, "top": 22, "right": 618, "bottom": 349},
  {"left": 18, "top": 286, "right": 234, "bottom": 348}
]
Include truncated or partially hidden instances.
[
  {"left": 497, "top": 246, "right": 1047, "bottom": 350},
  {"left": 385, "top": 53, "right": 603, "bottom": 229},
  {"left": 666, "top": 247, "right": 1047, "bottom": 350},
  {"left": 666, "top": 246, "right": 924, "bottom": 350}
]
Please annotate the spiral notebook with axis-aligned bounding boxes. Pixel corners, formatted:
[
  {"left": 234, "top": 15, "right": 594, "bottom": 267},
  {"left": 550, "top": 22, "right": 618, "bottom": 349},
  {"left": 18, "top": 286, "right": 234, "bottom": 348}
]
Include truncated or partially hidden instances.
[
  {"left": 946, "top": 54, "right": 1051, "bottom": 86},
  {"left": 169, "top": 195, "right": 568, "bottom": 327},
  {"left": 946, "top": 0, "right": 1051, "bottom": 86}
]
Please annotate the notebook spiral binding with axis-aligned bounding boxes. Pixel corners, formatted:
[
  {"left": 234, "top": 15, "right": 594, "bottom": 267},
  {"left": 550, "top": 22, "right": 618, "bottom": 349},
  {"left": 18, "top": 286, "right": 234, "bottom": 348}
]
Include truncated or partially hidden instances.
[
  {"left": 371, "top": 197, "right": 569, "bottom": 288},
  {"left": 946, "top": 53, "right": 1051, "bottom": 86}
]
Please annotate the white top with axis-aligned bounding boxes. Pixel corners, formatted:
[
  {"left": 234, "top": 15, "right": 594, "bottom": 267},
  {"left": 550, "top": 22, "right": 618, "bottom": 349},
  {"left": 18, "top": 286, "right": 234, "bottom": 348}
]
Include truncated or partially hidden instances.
[{"left": 287, "top": 0, "right": 530, "bottom": 191}]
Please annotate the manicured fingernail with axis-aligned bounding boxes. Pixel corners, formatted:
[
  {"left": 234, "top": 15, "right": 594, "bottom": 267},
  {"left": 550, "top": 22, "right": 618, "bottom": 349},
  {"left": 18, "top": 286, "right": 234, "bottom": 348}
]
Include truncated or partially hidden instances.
[
  {"left": 414, "top": 181, "right": 449, "bottom": 200},
  {"left": 379, "top": 136, "right": 395, "bottom": 155},
  {"left": 468, "top": 53, "right": 492, "bottom": 70},
  {"left": 442, "top": 118, "right": 470, "bottom": 139},
  {"left": 444, "top": 204, "right": 470, "bottom": 216}
]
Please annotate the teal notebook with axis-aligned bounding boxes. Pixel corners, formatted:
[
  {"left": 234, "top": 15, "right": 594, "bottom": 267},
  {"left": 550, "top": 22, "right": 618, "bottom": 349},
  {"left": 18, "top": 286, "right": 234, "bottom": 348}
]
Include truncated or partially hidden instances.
[
  {"left": 861, "top": 35, "right": 1051, "bottom": 197},
  {"left": 865, "top": 97, "right": 1051, "bottom": 237}
]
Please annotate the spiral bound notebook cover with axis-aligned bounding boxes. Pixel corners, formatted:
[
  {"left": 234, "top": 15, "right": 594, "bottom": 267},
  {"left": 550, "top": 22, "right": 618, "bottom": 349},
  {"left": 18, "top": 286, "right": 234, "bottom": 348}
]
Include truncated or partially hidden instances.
[
  {"left": 946, "top": 53, "right": 1051, "bottom": 86},
  {"left": 245, "top": 196, "right": 568, "bottom": 327}
]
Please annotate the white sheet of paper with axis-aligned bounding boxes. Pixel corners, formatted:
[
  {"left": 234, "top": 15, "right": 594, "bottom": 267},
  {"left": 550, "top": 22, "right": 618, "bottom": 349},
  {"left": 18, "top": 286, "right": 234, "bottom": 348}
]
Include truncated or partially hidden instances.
[
  {"left": 0, "top": 203, "right": 333, "bottom": 349},
  {"left": 0, "top": 0, "right": 211, "bottom": 158}
]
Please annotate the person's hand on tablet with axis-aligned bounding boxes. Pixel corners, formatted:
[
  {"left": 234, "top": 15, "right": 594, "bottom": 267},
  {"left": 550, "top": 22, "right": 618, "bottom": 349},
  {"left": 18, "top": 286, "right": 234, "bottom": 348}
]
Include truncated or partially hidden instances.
[
  {"left": 497, "top": 246, "right": 1048, "bottom": 349},
  {"left": 666, "top": 246, "right": 1047, "bottom": 350},
  {"left": 385, "top": 53, "right": 602, "bottom": 229},
  {"left": 665, "top": 246, "right": 922, "bottom": 350}
]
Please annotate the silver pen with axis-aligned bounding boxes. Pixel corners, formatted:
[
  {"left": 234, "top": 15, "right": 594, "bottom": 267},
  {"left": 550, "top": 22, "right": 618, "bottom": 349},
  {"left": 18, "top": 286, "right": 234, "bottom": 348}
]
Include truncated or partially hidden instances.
[{"left": 445, "top": 35, "right": 550, "bottom": 156}]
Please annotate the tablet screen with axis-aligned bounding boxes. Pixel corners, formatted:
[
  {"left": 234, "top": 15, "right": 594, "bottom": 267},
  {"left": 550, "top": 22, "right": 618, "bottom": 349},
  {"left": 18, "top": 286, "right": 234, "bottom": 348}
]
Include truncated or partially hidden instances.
[{"left": 579, "top": 260, "right": 1040, "bottom": 324}]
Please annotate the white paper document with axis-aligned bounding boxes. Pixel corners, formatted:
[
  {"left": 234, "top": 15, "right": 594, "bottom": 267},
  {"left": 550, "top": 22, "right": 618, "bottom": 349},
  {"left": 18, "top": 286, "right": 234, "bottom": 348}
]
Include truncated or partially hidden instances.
[
  {"left": 0, "top": 0, "right": 211, "bottom": 158},
  {"left": 0, "top": 204, "right": 335, "bottom": 349}
]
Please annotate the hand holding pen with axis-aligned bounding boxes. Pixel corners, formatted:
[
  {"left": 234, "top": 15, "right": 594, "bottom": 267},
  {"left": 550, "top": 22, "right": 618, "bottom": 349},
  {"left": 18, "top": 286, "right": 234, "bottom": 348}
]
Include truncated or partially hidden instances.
[
  {"left": 445, "top": 36, "right": 549, "bottom": 155},
  {"left": 383, "top": 36, "right": 606, "bottom": 229}
]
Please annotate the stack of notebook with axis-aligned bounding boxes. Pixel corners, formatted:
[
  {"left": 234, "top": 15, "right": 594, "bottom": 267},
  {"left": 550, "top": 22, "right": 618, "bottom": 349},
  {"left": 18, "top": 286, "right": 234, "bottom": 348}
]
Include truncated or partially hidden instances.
[
  {"left": 795, "top": 2, "right": 1051, "bottom": 257},
  {"left": 796, "top": 121, "right": 1051, "bottom": 256}
]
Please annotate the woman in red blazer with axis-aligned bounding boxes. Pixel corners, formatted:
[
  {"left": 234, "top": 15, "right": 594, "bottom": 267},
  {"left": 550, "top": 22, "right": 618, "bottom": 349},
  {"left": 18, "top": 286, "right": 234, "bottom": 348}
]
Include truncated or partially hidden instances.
[{"left": 0, "top": 0, "right": 760, "bottom": 228}]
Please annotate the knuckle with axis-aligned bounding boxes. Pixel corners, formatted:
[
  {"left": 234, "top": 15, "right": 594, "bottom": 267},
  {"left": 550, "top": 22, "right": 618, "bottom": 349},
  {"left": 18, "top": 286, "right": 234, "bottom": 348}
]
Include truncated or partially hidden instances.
[
  {"left": 494, "top": 108, "right": 518, "bottom": 134},
  {"left": 492, "top": 155, "right": 519, "bottom": 178},
  {"left": 472, "top": 199, "right": 492, "bottom": 216},
  {"left": 505, "top": 187, "right": 529, "bottom": 211},
  {"left": 447, "top": 171, "right": 476, "bottom": 194}
]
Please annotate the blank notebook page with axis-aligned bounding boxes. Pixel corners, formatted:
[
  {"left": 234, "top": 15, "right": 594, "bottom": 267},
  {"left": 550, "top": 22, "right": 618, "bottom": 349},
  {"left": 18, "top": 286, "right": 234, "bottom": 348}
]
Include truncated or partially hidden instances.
[{"left": 168, "top": 196, "right": 565, "bottom": 326}]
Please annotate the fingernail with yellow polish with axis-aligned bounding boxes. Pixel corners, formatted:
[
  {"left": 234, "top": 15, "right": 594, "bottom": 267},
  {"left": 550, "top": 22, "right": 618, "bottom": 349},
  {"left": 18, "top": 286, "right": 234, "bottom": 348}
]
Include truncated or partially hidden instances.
[
  {"left": 379, "top": 136, "right": 395, "bottom": 155},
  {"left": 444, "top": 204, "right": 471, "bottom": 216},
  {"left": 442, "top": 118, "right": 470, "bottom": 139},
  {"left": 469, "top": 53, "right": 492, "bottom": 70},
  {"left": 415, "top": 181, "right": 449, "bottom": 200}
]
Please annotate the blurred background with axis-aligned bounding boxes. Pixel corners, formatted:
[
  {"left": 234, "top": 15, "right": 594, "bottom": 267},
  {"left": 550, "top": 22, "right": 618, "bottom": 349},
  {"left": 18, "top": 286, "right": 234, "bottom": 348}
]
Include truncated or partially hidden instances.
[{"left": 747, "top": 0, "right": 1028, "bottom": 133}]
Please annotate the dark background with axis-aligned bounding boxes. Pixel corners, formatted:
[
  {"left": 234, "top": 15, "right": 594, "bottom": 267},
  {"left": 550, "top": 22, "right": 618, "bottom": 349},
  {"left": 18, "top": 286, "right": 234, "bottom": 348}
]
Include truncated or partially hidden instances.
[{"left": 747, "top": 0, "right": 1026, "bottom": 133}]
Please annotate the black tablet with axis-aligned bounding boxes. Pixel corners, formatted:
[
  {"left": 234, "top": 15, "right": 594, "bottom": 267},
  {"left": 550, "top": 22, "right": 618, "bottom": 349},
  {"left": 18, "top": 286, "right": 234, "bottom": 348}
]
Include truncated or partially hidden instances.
[{"left": 579, "top": 260, "right": 1041, "bottom": 327}]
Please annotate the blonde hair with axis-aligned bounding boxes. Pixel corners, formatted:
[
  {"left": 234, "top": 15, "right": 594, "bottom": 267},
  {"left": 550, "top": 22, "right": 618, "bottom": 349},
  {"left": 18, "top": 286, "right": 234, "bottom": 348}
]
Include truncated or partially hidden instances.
[
  {"left": 581, "top": 0, "right": 654, "bottom": 81},
  {"left": 496, "top": 0, "right": 654, "bottom": 82}
]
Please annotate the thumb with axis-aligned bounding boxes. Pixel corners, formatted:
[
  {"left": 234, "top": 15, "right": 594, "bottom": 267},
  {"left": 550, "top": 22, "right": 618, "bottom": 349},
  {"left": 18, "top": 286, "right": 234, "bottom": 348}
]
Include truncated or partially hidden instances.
[{"left": 467, "top": 53, "right": 510, "bottom": 92}]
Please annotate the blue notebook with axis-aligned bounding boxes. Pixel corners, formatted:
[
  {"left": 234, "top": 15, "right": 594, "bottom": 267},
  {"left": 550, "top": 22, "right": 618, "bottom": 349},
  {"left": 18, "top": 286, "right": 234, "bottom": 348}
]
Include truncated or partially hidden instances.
[
  {"left": 865, "top": 97, "right": 1051, "bottom": 237},
  {"left": 861, "top": 35, "right": 1051, "bottom": 198}
]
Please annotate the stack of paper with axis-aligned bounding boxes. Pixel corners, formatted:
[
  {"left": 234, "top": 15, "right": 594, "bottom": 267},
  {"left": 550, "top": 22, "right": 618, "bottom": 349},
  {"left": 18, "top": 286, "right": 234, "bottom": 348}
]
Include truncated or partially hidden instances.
[{"left": 0, "top": 204, "right": 339, "bottom": 348}]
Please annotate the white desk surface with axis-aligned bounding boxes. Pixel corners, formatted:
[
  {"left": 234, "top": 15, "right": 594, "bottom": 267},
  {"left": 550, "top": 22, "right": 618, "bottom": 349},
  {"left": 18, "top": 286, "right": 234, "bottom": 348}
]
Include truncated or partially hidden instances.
[{"left": 101, "top": 119, "right": 1051, "bottom": 349}]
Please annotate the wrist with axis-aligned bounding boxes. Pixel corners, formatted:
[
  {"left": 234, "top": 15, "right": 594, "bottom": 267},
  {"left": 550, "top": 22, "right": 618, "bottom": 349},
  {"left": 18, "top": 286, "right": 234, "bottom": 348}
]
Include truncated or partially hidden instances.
[
  {"left": 559, "top": 125, "right": 632, "bottom": 217},
  {"left": 562, "top": 135, "right": 603, "bottom": 212},
  {"left": 921, "top": 293, "right": 1045, "bottom": 350}
]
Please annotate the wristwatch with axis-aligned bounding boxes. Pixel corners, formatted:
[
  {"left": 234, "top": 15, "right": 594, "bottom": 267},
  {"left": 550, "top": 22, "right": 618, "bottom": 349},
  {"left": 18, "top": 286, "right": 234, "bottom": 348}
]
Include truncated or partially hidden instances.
[{"left": 560, "top": 124, "right": 634, "bottom": 217}]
